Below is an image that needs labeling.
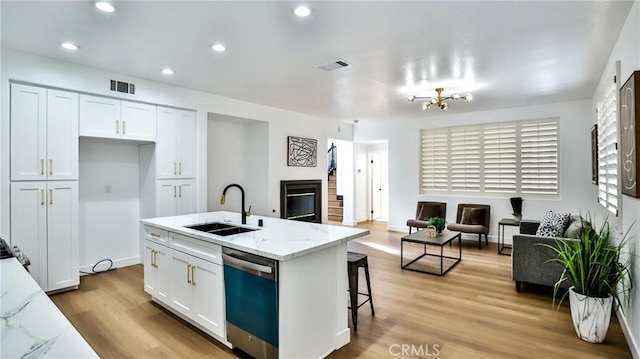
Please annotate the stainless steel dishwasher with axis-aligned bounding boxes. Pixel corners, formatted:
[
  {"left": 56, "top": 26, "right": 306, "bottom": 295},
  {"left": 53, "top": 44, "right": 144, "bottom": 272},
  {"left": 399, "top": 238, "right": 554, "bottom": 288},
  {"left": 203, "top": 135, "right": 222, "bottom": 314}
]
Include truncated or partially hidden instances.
[{"left": 222, "top": 248, "right": 278, "bottom": 359}]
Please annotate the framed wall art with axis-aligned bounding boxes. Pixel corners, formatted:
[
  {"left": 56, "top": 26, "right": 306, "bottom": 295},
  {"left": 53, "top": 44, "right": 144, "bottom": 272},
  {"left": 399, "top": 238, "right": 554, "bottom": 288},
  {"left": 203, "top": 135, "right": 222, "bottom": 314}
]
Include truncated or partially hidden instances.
[
  {"left": 620, "top": 70, "right": 639, "bottom": 198},
  {"left": 287, "top": 136, "right": 317, "bottom": 167}
]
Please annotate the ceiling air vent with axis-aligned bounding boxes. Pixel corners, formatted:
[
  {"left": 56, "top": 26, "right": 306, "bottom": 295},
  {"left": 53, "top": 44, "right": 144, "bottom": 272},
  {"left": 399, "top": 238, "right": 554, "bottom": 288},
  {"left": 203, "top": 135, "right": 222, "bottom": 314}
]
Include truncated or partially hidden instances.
[
  {"left": 317, "top": 60, "right": 351, "bottom": 72},
  {"left": 110, "top": 80, "right": 136, "bottom": 95}
]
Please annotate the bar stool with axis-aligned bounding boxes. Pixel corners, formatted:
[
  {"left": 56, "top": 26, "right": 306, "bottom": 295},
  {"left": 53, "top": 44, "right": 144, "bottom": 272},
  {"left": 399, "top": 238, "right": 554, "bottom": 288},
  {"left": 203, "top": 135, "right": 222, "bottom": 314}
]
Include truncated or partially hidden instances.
[{"left": 347, "top": 251, "right": 375, "bottom": 330}]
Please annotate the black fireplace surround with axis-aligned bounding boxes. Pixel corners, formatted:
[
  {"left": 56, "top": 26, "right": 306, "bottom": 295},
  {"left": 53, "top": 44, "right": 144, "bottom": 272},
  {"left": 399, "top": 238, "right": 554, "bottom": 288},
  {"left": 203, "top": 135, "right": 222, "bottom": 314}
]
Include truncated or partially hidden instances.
[{"left": 280, "top": 180, "right": 322, "bottom": 223}]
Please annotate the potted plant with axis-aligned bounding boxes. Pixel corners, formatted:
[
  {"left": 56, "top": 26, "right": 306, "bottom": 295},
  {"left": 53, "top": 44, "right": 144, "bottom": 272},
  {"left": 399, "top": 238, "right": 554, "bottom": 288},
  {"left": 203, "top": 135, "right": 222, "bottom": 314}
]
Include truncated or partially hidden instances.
[
  {"left": 428, "top": 217, "right": 446, "bottom": 234},
  {"left": 540, "top": 216, "right": 633, "bottom": 343}
]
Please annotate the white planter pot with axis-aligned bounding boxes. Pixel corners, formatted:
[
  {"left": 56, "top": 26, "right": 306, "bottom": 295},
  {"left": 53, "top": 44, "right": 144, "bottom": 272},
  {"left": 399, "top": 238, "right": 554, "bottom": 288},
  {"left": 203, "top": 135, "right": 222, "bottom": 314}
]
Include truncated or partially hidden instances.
[{"left": 568, "top": 287, "right": 613, "bottom": 343}]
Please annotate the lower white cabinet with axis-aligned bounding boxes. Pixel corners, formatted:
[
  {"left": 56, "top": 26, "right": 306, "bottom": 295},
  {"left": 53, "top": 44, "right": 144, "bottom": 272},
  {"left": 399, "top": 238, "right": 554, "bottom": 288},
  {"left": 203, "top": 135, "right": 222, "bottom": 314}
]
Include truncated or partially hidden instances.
[
  {"left": 143, "top": 240, "right": 169, "bottom": 301},
  {"left": 142, "top": 226, "right": 225, "bottom": 338},
  {"left": 10, "top": 181, "right": 79, "bottom": 292},
  {"left": 156, "top": 179, "right": 196, "bottom": 217}
]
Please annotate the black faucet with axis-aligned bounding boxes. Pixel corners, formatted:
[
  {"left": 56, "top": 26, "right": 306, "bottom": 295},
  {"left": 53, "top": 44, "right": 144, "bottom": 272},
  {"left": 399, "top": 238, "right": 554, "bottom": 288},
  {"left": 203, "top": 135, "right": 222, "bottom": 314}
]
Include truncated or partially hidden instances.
[{"left": 220, "top": 184, "right": 251, "bottom": 224}]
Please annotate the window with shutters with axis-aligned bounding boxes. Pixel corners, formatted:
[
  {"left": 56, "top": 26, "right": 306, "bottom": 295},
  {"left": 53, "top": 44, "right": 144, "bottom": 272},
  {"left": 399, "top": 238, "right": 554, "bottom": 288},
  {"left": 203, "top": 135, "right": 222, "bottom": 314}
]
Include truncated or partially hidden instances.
[
  {"left": 597, "top": 83, "right": 618, "bottom": 215},
  {"left": 419, "top": 118, "right": 559, "bottom": 196}
]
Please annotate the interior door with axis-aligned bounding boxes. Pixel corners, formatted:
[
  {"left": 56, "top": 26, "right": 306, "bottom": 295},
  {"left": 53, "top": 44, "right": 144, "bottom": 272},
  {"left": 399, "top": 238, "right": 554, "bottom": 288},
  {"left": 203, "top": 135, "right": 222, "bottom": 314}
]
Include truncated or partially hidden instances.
[{"left": 370, "top": 153, "right": 382, "bottom": 221}]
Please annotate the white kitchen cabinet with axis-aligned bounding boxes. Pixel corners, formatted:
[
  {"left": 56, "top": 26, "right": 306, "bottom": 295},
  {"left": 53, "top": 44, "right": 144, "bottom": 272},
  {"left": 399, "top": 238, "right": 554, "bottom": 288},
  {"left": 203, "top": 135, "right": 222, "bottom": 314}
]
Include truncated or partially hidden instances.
[
  {"left": 156, "top": 179, "right": 196, "bottom": 217},
  {"left": 156, "top": 107, "right": 196, "bottom": 179},
  {"left": 80, "top": 95, "right": 156, "bottom": 142},
  {"left": 10, "top": 84, "right": 78, "bottom": 181},
  {"left": 143, "top": 239, "right": 169, "bottom": 302},
  {"left": 168, "top": 248, "right": 225, "bottom": 337},
  {"left": 10, "top": 181, "right": 79, "bottom": 292}
]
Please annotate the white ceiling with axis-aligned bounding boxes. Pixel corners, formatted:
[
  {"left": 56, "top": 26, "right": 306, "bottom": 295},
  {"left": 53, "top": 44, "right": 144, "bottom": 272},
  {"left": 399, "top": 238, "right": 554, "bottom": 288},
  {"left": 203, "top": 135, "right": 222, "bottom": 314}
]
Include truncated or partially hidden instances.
[{"left": 1, "top": 1, "right": 634, "bottom": 122}]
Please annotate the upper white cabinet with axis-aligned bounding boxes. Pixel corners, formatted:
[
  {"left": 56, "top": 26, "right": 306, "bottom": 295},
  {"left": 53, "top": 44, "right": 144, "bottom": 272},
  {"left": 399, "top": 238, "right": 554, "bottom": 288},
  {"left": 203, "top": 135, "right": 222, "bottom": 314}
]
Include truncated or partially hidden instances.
[
  {"left": 10, "top": 181, "right": 79, "bottom": 292},
  {"left": 157, "top": 107, "right": 196, "bottom": 179},
  {"left": 10, "top": 84, "right": 78, "bottom": 181},
  {"left": 80, "top": 95, "right": 156, "bottom": 142}
]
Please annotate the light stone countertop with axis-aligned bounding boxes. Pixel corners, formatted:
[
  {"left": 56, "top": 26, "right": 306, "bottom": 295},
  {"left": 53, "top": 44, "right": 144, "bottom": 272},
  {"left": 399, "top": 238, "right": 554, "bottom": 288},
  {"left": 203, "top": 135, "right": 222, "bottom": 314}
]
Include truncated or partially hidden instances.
[
  {"left": 0, "top": 258, "right": 99, "bottom": 359},
  {"left": 141, "top": 211, "right": 369, "bottom": 261}
]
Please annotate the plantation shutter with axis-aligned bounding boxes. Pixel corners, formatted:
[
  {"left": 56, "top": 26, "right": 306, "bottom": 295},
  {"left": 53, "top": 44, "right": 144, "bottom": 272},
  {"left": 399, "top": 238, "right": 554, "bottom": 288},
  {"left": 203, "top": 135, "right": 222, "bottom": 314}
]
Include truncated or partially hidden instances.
[
  {"left": 483, "top": 124, "right": 517, "bottom": 192},
  {"left": 520, "top": 120, "right": 559, "bottom": 194},
  {"left": 450, "top": 126, "right": 481, "bottom": 191},
  {"left": 597, "top": 84, "right": 618, "bottom": 215},
  {"left": 420, "top": 128, "right": 449, "bottom": 193}
]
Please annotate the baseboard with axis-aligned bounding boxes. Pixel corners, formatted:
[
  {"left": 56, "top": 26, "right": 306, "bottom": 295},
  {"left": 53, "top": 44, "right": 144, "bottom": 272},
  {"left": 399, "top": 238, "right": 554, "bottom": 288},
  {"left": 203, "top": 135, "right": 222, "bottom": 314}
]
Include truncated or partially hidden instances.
[
  {"left": 387, "top": 224, "right": 407, "bottom": 232},
  {"left": 334, "top": 327, "right": 350, "bottom": 350},
  {"left": 342, "top": 219, "right": 357, "bottom": 226},
  {"left": 79, "top": 255, "right": 140, "bottom": 274},
  {"left": 355, "top": 216, "right": 368, "bottom": 224},
  {"left": 616, "top": 309, "right": 640, "bottom": 359}
]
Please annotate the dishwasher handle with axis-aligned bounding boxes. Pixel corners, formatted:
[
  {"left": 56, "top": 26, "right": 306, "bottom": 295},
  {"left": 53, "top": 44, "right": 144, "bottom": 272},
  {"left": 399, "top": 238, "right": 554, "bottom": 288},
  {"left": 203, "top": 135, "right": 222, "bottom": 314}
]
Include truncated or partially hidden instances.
[{"left": 223, "top": 253, "right": 274, "bottom": 274}]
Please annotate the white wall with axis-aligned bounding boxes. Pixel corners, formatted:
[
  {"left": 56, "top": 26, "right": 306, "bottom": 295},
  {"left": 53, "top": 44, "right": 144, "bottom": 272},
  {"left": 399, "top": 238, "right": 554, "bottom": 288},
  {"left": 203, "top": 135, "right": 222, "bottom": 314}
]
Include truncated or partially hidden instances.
[
  {"left": 354, "top": 99, "right": 596, "bottom": 236},
  {"left": 0, "top": 48, "right": 354, "bottom": 240},
  {"left": 593, "top": 2, "right": 640, "bottom": 357},
  {"left": 207, "top": 115, "right": 270, "bottom": 216},
  {"left": 78, "top": 140, "right": 141, "bottom": 270}
]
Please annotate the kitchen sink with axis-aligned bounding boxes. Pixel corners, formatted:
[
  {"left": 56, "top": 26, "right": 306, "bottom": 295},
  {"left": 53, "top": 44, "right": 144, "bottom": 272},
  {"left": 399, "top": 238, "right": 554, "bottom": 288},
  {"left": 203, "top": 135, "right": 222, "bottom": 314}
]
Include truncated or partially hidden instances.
[{"left": 185, "top": 222, "right": 257, "bottom": 236}]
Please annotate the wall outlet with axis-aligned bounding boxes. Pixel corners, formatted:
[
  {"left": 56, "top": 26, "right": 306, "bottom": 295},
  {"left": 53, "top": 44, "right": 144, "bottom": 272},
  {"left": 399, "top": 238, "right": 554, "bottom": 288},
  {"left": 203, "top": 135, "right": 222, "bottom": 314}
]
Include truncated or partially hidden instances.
[{"left": 105, "top": 184, "right": 112, "bottom": 194}]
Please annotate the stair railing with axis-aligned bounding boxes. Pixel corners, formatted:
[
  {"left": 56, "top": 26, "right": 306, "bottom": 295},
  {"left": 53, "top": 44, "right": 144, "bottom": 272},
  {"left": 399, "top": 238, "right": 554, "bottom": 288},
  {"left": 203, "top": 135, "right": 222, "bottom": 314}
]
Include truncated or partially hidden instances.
[{"left": 327, "top": 143, "right": 337, "bottom": 176}]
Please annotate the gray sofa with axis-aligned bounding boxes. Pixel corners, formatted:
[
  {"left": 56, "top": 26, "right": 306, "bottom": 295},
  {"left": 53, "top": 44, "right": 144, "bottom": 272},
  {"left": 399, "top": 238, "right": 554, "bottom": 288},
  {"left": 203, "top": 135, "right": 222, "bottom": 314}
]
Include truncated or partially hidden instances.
[{"left": 512, "top": 217, "right": 580, "bottom": 292}]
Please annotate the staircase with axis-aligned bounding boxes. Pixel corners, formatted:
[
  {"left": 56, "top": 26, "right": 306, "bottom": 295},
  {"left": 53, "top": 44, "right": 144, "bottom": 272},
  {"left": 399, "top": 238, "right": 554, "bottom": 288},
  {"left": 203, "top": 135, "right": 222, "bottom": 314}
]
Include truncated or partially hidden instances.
[{"left": 328, "top": 170, "right": 343, "bottom": 222}]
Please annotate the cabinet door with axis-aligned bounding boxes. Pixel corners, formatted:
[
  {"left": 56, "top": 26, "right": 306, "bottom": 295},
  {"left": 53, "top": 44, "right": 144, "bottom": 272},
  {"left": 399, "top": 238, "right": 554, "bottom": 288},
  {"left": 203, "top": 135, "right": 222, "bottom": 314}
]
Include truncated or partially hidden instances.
[
  {"left": 10, "top": 84, "right": 47, "bottom": 181},
  {"left": 191, "top": 255, "right": 225, "bottom": 337},
  {"left": 144, "top": 240, "right": 170, "bottom": 301},
  {"left": 121, "top": 101, "right": 157, "bottom": 141},
  {"left": 177, "top": 110, "right": 197, "bottom": 178},
  {"left": 156, "top": 181, "right": 177, "bottom": 217},
  {"left": 176, "top": 180, "right": 196, "bottom": 215},
  {"left": 156, "top": 107, "right": 178, "bottom": 179},
  {"left": 10, "top": 182, "right": 48, "bottom": 289},
  {"left": 46, "top": 181, "right": 79, "bottom": 292},
  {"left": 47, "top": 90, "right": 79, "bottom": 180},
  {"left": 169, "top": 249, "right": 195, "bottom": 317},
  {"left": 79, "top": 95, "right": 120, "bottom": 139}
]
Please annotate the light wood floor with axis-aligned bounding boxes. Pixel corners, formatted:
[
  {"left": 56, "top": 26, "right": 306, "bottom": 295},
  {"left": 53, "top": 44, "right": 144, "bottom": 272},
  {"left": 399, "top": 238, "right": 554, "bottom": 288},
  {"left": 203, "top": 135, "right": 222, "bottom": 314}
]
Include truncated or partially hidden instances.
[{"left": 51, "top": 221, "right": 632, "bottom": 358}]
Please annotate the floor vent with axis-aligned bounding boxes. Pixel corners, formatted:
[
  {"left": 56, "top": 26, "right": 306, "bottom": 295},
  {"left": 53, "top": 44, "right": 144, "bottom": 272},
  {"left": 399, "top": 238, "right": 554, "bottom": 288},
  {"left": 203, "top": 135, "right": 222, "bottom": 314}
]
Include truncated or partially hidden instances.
[
  {"left": 110, "top": 80, "right": 136, "bottom": 94},
  {"left": 317, "top": 60, "right": 351, "bottom": 71}
]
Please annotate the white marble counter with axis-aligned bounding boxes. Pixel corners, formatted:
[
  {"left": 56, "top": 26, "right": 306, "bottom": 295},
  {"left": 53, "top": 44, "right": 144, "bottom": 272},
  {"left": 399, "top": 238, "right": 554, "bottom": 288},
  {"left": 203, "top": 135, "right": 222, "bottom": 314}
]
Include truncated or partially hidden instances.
[
  {"left": 0, "top": 258, "right": 98, "bottom": 358},
  {"left": 141, "top": 211, "right": 369, "bottom": 260}
]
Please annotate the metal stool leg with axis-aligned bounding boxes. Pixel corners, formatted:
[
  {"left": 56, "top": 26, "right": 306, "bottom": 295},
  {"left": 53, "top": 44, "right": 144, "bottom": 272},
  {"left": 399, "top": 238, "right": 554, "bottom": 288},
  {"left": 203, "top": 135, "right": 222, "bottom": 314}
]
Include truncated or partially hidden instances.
[
  {"left": 348, "top": 264, "right": 359, "bottom": 330},
  {"left": 363, "top": 259, "right": 375, "bottom": 316}
]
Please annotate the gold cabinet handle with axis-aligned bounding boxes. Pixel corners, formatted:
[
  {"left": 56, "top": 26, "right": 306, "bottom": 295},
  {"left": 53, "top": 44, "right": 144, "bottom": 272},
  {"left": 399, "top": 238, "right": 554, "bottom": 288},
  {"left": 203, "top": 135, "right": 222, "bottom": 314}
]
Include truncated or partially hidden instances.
[
  {"left": 49, "top": 189, "right": 53, "bottom": 205},
  {"left": 191, "top": 265, "right": 196, "bottom": 286},
  {"left": 123, "top": 121, "right": 126, "bottom": 135},
  {"left": 150, "top": 249, "right": 155, "bottom": 267},
  {"left": 187, "top": 264, "right": 192, "bottom": 284},
  {"left": 173, "top": 162, "right": 177, "bottom": 175},
  {"left": 116, "top": 120, "right": 120, "bottom": 134},
  {"left": 179, "top": 185, "right": 182, "bottom": 198},
  {"left": 40, "top": 159, "right": 45, "bottom": 175},
  {"left": 149, "top": 232, "right": 160, "bottom": 238},
  {"left": 40, "top": 189, "right": 45, "bottom": 206},
  {"left": 174, "top": 185, "right": 177, "bottom": 198},
  {"left": 154, "top": 250, "right": 158, "bottom": 268},
  {"left": 49, "top": 159, "right": 53, "bottom": 175},
  {"left": 178, "top": 162, "right": 182, "bottom": 175}
]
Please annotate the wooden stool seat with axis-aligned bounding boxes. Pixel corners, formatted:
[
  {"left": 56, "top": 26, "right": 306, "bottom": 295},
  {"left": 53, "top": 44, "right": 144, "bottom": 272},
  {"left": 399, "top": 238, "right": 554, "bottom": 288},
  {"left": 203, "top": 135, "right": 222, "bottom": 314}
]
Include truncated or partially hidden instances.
[{"left": 347, "top": 251, "right": 375, "bottom": 330}]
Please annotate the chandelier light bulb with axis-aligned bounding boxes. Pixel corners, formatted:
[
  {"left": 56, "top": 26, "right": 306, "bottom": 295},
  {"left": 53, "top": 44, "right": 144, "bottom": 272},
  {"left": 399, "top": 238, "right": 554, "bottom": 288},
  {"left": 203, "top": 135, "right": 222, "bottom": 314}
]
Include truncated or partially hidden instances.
[
  {"left": 452, "top": 93, "right": 461, "bottom": 100},
  {"left": 464, "top": 94, "right": 473, "bottom": 102},
  {"left": 440, "top": 102, "right": 448, "bottom": 110},
  {"left": 430, "top": 98, "right": 438, "bottom": 104},
  {"left": 407, "top": 94, "right": 416, "bottom": 102},
  {"left": 422, "top": 102, "right": 431, "bottom": 111}
]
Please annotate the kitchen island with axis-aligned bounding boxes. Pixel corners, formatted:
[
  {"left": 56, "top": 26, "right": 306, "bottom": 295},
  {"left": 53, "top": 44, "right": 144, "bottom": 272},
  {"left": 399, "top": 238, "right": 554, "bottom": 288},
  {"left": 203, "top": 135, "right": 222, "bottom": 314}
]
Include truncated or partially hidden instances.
[{"left": 141, "top": 211, "right": 369, "bottom": 359}]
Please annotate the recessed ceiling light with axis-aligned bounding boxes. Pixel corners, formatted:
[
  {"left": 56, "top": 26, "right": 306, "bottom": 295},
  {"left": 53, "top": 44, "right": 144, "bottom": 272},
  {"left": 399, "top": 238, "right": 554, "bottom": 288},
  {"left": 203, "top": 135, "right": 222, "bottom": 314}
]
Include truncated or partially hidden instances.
[
  {"left": 211, "top": 44, "right": 226, "bottom": 52},
  {"left": 162, "top": 68, "right": 175, "bottom": 75},
  {"left": 95, "top": 1, "right": 116, "bottom": 13},
  {"left": 60, "top": 42, "right": 80, "bottom": 51},
  {"left": 294, "top": 5, "right": 311, "bottom": 17}
]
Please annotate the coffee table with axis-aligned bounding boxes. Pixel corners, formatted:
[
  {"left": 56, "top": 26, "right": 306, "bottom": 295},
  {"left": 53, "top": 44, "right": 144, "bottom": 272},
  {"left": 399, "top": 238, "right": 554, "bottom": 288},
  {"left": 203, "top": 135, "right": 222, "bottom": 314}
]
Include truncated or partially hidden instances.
[{"left": 400, "top": 229, "right": 462, "bottom": 276}]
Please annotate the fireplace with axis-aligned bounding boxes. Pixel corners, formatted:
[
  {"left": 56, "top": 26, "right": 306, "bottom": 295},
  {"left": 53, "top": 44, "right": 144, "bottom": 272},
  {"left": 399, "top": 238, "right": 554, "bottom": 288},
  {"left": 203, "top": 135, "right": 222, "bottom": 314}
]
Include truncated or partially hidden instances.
[{"left": 280, "top": 180, "right": 322, "bottom": 223}]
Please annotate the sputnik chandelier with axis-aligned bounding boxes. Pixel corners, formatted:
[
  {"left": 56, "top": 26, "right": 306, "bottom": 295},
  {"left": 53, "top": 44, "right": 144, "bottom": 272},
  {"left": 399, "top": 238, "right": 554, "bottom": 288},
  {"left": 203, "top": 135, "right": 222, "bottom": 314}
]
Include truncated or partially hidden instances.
[{"left": 407, "top": 87, "right": 472, "bottom": 111}]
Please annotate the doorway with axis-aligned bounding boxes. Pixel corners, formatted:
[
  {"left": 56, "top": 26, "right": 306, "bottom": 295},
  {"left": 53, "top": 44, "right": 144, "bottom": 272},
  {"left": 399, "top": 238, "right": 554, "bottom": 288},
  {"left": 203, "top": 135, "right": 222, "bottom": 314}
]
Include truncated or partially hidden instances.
[{"left": 366, "top": 142, "right": 388, "bottom": 222}]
